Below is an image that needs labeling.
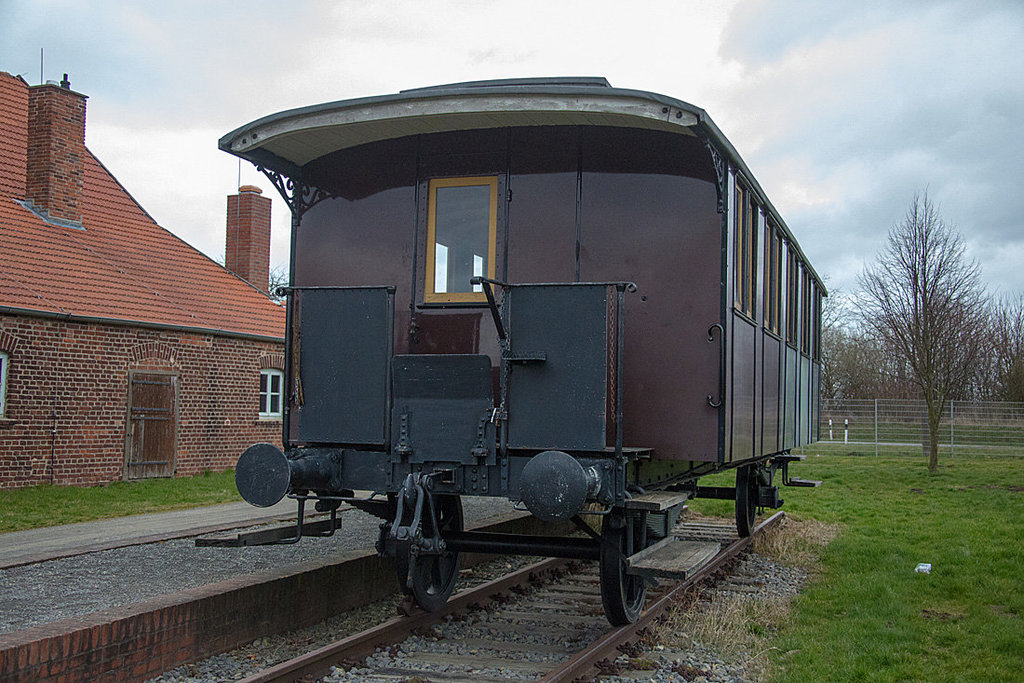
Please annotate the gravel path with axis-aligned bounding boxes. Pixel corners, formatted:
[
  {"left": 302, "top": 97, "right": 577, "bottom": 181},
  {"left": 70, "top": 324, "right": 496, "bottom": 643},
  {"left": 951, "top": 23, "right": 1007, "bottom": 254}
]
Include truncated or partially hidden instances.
[{"left": 0, "top": 497, "right": 508, "bottom": 634}]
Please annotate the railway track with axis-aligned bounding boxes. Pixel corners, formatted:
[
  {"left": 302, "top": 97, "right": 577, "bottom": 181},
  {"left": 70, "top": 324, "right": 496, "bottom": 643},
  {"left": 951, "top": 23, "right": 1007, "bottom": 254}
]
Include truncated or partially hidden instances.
[{"left": 237, "top": 511, "right": 784, "bottom": 683}]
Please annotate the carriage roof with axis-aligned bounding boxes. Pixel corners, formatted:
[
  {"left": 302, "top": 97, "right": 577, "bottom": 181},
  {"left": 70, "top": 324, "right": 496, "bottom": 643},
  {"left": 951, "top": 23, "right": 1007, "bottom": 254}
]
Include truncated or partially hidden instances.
[{"left": 220, "top": 77, "right": 824, "bottom": 291}]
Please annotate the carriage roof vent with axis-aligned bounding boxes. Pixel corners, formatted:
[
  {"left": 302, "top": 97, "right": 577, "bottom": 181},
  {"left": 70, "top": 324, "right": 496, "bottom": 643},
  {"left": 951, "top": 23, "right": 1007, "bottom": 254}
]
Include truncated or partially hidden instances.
[{"left": 399, "top": 77, "right": 612, "bottom": 94}]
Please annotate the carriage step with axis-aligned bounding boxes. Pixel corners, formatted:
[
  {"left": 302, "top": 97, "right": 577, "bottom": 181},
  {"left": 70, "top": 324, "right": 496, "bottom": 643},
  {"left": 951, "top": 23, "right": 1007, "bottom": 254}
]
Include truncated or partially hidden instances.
[
  {"left": 195, "top": 515, "right": 338, "bottom": 546},
  {"left": 625, "top": 538, "right": 720, "bottom": 580},
  {"left": 625, "top": 491, "right": 690, "bottom": 511},
  {"left": 773, "top": 453, "right": 806, "bottom": 463},
  {"left": 785, "top": 477, "right": 822, "bottom": 487}
]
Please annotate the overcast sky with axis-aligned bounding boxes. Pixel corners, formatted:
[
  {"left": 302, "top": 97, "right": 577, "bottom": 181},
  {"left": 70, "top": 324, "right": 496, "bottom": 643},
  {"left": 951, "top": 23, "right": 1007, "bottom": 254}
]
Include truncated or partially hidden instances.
[{"left": 3, "top": 0, "right": 1022, "bottom": 299}]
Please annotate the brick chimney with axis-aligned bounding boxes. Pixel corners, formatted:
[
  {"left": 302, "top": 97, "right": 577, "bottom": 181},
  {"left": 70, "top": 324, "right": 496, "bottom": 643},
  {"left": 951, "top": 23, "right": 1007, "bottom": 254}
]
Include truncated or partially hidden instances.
[
  {"left": 225, "top": 185, "right": 271, "bottom": 292},
  {"left": 26, "top": 74, "right": 87, "bottom": 225},
  {"left": 0, "top": 72, "right": 29, "bottom": 199}
]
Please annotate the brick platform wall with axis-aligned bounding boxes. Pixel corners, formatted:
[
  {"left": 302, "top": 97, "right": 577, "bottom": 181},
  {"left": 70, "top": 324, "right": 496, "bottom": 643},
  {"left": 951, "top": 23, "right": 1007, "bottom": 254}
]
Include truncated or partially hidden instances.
[{"left": 0, "top": 314, "right": 283, "bottom": 488}]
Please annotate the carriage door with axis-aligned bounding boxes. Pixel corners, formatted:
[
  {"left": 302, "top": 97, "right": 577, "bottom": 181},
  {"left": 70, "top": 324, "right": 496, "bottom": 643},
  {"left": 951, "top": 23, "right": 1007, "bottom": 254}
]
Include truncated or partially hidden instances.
[{"left": 125, "top": 371, "right": 178, "bottom": 479}]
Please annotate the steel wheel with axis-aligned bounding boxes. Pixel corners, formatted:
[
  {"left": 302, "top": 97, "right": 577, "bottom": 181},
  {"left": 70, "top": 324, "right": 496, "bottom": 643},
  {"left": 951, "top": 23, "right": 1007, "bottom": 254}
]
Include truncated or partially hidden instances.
[
  {"left": 735, "top": 464, "right": 757, "bottom": 537},
  {"left": 394, "top": 494, "right": 463, "bottom": 612},
  {"left": 599, "top": 509, "right": 647, "bottom": 625}
]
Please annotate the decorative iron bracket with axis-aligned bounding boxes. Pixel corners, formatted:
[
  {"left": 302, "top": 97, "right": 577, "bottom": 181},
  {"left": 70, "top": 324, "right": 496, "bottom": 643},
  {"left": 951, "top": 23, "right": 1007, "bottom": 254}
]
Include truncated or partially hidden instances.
[
  {"left": 257, "top": 166, "right": 336, "bottom": 218},
  {"left": 702, "top": 139, "right": 727, "bottom": 214}
]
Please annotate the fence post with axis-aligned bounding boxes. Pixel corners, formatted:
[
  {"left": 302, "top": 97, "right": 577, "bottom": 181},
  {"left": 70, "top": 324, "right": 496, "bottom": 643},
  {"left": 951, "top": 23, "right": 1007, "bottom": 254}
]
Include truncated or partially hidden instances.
[
  {"left": 874, "top": 399, "right": 878, "bottom": 457},
  {"left": 844, "top": 419, "right": 849, "bottom": 444},
  {"left": 950, "top": 400, "right": 955, "bottom": 459},
  {"left": 829, "top": 418, "right": 833, "bottom": 441}
]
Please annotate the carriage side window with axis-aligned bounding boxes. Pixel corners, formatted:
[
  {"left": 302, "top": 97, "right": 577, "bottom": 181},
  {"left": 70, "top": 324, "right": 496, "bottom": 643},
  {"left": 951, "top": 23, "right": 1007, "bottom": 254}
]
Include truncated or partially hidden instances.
[
  {"left": 801, "top": 267, "right": 812, "bottom": 356},
  {"left": 0, "top": 351, "right": 8, "bottom": 418},
  {"left": 425, "top": 176, "right": 498, "bottom": 303},
  {"left": 259, "top": 368, "right": 283, "bottom": 419},
  {"left": 733, "top": 184, "right": 756, "bottom": 319},
  {"left": 786, "top": 249, "right": 799, "bottom": 347},
  {"left": 813, "top": 285, "right": 823, "bottom": 362},
  {"left": 764, "top": 223, "right": 782, "bottom": 335}
]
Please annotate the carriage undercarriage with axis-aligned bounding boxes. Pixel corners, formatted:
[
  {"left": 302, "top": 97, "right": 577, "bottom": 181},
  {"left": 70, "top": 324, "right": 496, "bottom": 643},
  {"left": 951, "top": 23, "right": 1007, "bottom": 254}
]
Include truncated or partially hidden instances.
[{"left": 234, "top": 440, "right": 814, "bottom": 625}]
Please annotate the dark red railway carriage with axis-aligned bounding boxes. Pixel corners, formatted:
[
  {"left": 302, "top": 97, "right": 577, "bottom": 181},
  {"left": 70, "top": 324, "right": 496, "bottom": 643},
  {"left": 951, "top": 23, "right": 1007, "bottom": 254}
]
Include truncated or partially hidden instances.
[{"left": 220, "top": 78, "right": 824, "bottom": 624}]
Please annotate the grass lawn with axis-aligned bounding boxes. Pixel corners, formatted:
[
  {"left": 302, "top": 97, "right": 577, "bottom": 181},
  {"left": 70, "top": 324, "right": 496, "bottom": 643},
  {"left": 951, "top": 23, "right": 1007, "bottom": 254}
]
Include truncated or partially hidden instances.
[
  {"left": 0, "top": 470, "right": 239, "bottom": 533},
  {"left": 688, "top": 450, "right": 1024, "bottom": 682}
]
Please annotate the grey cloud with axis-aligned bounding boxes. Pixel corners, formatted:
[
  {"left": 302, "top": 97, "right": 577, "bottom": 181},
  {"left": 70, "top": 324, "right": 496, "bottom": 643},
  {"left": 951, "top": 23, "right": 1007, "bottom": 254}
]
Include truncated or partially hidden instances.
[{"left": 716, "top": 1, "right": 1024, "bottom": 297}]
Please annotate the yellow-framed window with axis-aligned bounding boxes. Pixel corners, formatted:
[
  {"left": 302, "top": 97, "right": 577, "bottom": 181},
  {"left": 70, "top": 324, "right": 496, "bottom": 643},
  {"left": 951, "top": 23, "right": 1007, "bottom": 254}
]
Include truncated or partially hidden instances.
[{"left": 425, "top": 176, "right": 498, "bottom": 303}]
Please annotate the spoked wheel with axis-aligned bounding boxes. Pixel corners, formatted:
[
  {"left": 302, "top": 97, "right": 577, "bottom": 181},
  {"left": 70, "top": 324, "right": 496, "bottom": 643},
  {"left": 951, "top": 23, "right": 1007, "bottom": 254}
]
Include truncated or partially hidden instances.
[
  {"left": 599, "top": 509, "right": 648, "bottom": 626},
  {"left": 394, "top": 494, "right": 463, "bottom": 612},
  {"left": 735, "top": 464, "right": 757, "bottom": 537}
]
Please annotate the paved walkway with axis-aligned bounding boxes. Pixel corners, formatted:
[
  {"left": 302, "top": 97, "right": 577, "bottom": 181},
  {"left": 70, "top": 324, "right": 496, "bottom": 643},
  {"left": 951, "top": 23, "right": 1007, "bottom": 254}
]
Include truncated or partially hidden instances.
[{"left": 0, "top": 499, "right": 298, "bottom": 569}]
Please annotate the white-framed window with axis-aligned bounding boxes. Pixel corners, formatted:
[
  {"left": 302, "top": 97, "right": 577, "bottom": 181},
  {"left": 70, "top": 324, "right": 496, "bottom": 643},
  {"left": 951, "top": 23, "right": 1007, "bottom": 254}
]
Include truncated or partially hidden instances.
[
  {"left": 0, "top": 351, "right": 8, "bottom": 418},
  {"left": 259, "top": 368, "right": 283, "bottom": 419}
]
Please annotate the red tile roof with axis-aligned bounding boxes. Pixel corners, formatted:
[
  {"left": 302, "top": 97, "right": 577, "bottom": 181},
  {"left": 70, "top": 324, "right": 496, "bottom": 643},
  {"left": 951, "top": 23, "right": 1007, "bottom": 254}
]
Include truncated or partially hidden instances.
[{"left": 0, "top": 73, "right": 284, "bottom": 340}]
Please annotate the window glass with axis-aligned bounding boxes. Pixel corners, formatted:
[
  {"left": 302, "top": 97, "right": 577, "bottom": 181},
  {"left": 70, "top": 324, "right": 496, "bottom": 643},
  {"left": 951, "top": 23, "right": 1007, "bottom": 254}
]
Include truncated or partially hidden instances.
[
  {"left": 786, "top": 249, "right": 799, "bottom": 347},
  {"left": 813, "top": 286, "right": 823, "bottom": 361},
  {"left": 733, "top": 185, "right": 744, "bottom": 312},
  {"left": 763, "top": 223, "right": 782, "bottom": 334},
  {"left": 259, "top": 369, "right": 283, "bottom": 419},
  {"left": 801, "top": 267, "right": 812, "bottom": 355},
  {"left": 0, "top": 352, "right": 7, "bottom": 418},
  {"left": 733, "top": 184, "right": 756, "bottom": 318},
  {"left": 426, "top": 176, "right": 497, "bottom": 302}
]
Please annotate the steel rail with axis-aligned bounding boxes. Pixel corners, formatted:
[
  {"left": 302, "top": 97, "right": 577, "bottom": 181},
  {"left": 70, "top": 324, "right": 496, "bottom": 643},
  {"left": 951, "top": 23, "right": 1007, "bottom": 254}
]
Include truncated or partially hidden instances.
[
  {"left": 236, "top": 556, "right": 570, "bottom": 683},
  {"left": 240, "top": 511, "right": 783, "bottom": 683},
  {"left": 540, "top": 510, "right": 786, "bottom": 682}
]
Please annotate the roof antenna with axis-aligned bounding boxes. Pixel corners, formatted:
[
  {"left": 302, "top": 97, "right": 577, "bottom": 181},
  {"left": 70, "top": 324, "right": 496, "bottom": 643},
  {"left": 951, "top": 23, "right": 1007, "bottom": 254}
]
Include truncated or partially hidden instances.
[{"left": 39, "top": 48, "right": 43, "bottom": 85}]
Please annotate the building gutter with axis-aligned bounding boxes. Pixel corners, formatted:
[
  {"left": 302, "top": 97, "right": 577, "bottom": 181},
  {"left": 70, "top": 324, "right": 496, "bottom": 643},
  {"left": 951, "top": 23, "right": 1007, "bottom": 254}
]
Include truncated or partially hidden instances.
[{"left": 0, "top": 306, "right": 285, "bottom": 344}]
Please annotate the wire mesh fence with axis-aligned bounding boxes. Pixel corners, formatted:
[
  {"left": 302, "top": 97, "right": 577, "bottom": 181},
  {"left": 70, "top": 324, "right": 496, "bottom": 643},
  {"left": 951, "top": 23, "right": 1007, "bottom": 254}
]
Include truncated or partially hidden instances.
[{"left": 817, "top": 399, "right": 1024, "bottom": 455}]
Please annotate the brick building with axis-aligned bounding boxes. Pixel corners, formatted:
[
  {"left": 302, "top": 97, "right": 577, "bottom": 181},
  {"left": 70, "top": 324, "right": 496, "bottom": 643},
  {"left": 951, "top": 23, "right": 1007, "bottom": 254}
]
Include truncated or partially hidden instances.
[{"left": 0, "top": 71, "right": 286, "bottom": 488}]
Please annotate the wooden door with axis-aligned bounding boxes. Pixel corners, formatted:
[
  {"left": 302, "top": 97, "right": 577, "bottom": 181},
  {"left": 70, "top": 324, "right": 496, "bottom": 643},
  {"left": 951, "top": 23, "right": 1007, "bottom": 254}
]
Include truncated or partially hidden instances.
[{"left": 125, "top": 372, "right": 177, "bottom": 479}]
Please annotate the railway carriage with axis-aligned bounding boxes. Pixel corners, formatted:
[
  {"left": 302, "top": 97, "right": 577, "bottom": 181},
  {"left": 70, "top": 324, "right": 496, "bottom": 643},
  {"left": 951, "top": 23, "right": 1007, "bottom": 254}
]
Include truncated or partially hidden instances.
[{"left": 220, "top": 78, "right": 824, "bottom": 625}]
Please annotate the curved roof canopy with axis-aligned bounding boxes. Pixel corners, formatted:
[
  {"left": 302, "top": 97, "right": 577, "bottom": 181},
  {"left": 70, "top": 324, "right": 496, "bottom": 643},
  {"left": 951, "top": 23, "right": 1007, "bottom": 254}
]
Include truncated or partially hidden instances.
[{"left": 220, "top": 78, "right": 710, "bottom": 176}]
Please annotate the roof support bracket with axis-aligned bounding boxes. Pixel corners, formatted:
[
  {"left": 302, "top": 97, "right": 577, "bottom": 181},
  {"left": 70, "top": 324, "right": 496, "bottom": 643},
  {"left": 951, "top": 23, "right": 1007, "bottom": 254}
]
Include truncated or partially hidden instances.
[
  {"left": 701, "top": 138, "right": 727, "bottom": 215},
  {"left": 257, "top": 166, "right": 336, "bottom": 219}
]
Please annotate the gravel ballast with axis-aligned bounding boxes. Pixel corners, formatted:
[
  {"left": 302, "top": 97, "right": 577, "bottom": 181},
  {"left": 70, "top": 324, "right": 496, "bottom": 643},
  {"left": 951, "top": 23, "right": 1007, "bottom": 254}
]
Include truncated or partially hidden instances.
[{"left": 0, "top": 497, "right": 508, "bottom": 634}]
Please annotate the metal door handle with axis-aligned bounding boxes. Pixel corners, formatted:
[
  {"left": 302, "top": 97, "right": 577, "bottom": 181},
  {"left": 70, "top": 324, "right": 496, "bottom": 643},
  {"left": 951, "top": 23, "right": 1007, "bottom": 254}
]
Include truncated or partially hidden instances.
[{"left": 707, "top": 323, "right": 725, "bottom": 408}]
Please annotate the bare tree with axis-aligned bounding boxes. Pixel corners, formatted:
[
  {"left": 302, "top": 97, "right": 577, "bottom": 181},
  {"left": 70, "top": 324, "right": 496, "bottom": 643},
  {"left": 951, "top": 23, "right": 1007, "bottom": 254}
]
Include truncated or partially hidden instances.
[
  {"left": 269, "top": 264, "right": 290, "bottom": 302},
  {"left": 990, "top": 295, "right": 1024, "bottom": 402},
  {"left": 858, "top": 192, "right": 988, "bottom": 471}
]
